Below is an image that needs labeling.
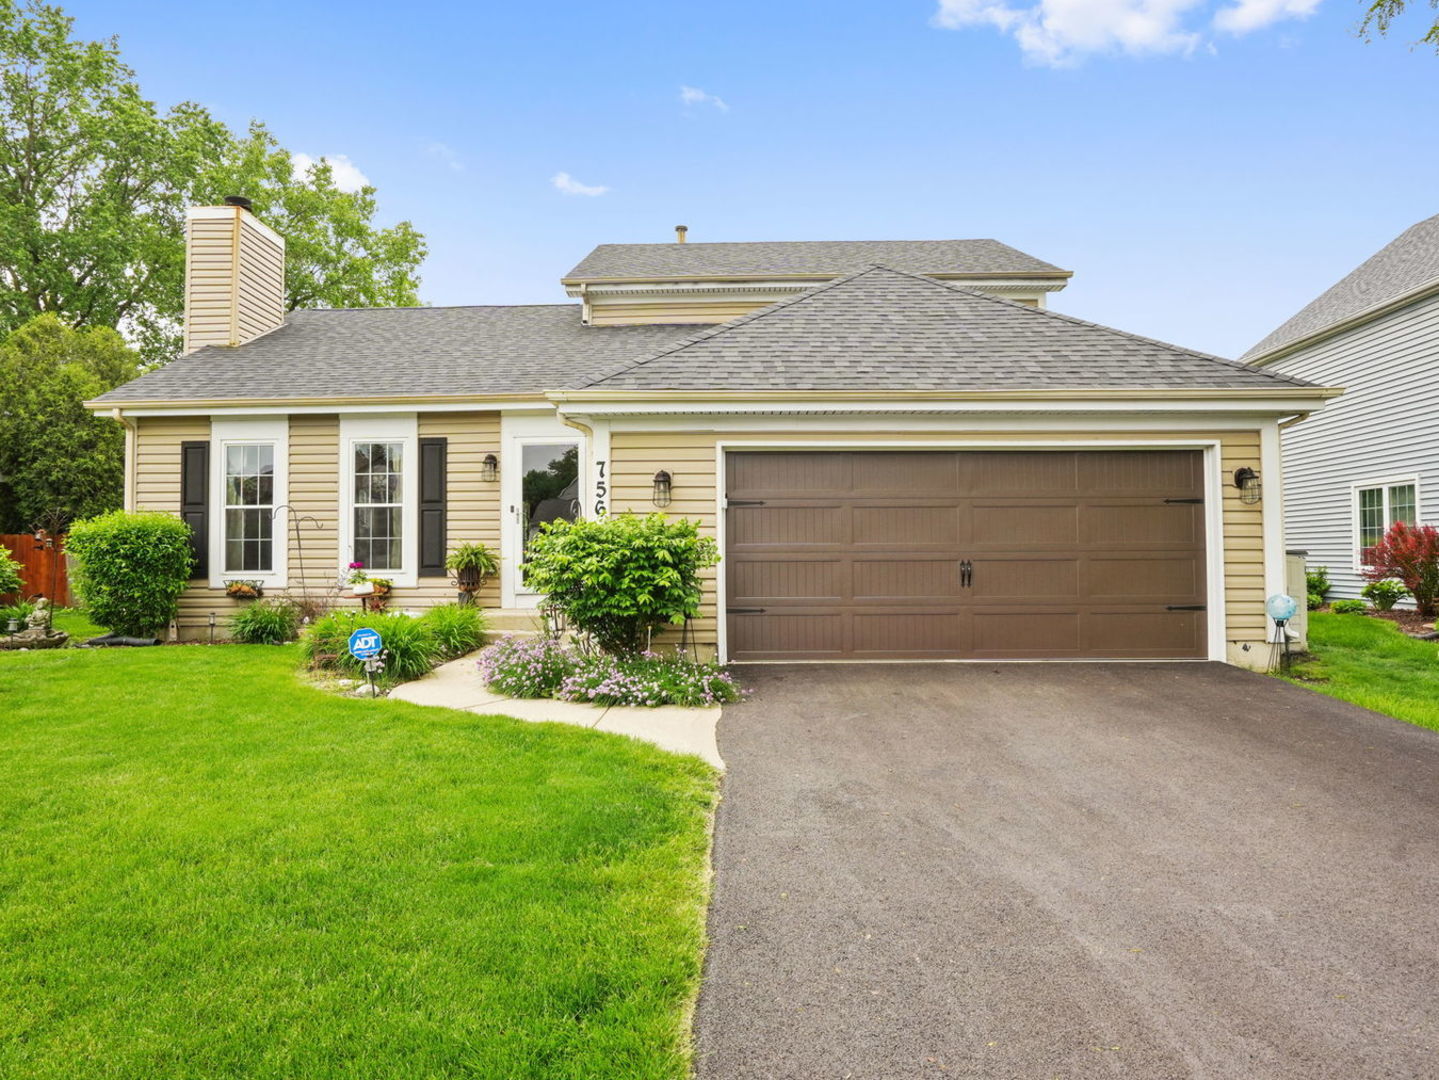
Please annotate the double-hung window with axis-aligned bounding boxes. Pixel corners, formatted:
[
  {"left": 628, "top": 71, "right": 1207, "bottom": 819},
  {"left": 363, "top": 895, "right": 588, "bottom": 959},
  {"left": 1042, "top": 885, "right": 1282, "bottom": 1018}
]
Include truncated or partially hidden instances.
[
  {"left": 353, "top": 441, "right": 404, "bottom": 571},
  {"left": 341, "top": 416, "right": 418, "bottom": 587},
  {"left": 210, "top": 419, "right": 287, "bottom": 587},
  {"left": 224, "top": 444, "right": 275, "bottom": 572},
  {"left": 1356, "top": 479, "right": 1419, "bottom": 562}
]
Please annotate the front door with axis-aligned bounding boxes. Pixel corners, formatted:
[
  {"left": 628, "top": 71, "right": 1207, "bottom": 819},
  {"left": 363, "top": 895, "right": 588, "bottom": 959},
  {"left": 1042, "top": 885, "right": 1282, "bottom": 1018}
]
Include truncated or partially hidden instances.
[{"left": 512, "top": 440, "right": 581, "bottom": 598}]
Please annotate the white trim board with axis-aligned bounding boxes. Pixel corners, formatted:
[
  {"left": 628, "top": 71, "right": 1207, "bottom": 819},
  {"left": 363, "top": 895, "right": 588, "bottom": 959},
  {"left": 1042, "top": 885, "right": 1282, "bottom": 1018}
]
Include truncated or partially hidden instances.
[{"left": 711, "top": 439, "right": 1230, "bottom": 665}]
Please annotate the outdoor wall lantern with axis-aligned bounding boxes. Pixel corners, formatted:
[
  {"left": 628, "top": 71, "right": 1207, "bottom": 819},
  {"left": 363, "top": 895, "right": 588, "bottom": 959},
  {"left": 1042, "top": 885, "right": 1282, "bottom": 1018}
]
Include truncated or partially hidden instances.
[
  {"left": 1233, "top": 467, "right": 1262, "bottom": 505},
  {"left": 652, "top": 470, "right": 673, "bottom": 508},
  {"left": 480, "top": 453, "right": 499, "bottom": 482}
]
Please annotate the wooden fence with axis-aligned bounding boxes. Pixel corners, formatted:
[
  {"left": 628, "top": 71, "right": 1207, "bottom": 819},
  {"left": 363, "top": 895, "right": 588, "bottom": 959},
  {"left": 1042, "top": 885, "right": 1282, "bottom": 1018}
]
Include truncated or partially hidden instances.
[{"left": 0, "top": 533, "right": 71, "bottom": 607}]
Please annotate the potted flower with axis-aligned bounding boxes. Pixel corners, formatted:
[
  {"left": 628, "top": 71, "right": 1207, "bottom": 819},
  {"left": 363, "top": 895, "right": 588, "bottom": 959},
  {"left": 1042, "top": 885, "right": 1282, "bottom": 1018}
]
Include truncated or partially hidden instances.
[
  {"left": 225, "top": 579, "right": 264, "bottom": 600},
  {"left": 347, "top": 561, "right": 392, "bottom": 610},
  {"left": 445, "top": 542, "right": 499, "bottom": 601}
]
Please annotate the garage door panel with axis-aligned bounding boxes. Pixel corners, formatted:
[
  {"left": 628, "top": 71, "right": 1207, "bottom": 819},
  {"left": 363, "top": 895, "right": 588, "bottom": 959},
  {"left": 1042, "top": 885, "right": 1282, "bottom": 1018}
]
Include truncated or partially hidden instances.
[
  {"left": 1085, "top": 610, "right": 1204, "bottom": 655},
  {"left": 852, "top": 452, "right": 961, "bottom": 493},
  {"left": 853, "top": 505, "right": 961, "bottom": 546},
  {"left": 973, "top": 503, "right": 1080, "bottom": 545},
  {"left": 969, "top": 557, "right": 1079, "bottom": 600},
  {"left": 853, "top": 612, "right": 964, "bottom": 655},
  {"left": 729, "top": 505, "right": 847, "bottom": 546},
  {"left": 725, "top": 450, "right": 1207, "bottom": 661},
  {"left": 1086, "top": 556, "right": 1204, "bottom": 602},
  {"left": 731, "top": 559, "right": 843, "bottom": 601},
  {"left": 730, "top": 611, "right": 845, "bottom": 659},
  {"left": 853, "top": 558, "right": 962, "bottom": 599},
  {"left": 1077, "top": 450, "right": 1203, "bottom": 495},
  {"left": 1082, "top": 504, "right": 1202, "bottom": 545}
]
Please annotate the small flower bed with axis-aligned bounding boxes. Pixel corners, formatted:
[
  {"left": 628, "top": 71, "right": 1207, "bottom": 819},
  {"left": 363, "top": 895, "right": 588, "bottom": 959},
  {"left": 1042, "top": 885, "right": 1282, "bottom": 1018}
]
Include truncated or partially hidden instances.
[{"left": 475, "top": 636, "right": 746, "bottom": 708}]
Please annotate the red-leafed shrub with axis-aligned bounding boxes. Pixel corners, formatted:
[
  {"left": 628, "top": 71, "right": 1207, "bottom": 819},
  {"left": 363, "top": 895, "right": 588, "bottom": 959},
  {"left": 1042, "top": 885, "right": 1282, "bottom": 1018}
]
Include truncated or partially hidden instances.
[{"left": 1364, "top": 521, "right": 1439, "bottom": 618}]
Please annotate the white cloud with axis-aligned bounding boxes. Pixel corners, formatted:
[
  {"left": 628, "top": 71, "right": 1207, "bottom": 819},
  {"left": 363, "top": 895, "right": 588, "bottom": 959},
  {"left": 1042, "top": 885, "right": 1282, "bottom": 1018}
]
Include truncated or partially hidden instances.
[
  {"left": 552, "top": 171, "right": 609, "bottom": 197},
  {"left": 425, "top": 142, "right": 465, "bottom": 173},
  {"left": 932, "top": 0, "right": 1316, "bottom": 65},
  {"left": 680, "top": 85, "right": 729, "bottom": 112},
  {"left": 1213, "top": 0, "right": 1320, "bottom": 34},
  {"left": 290, "top": 152, "right": 370, "bottom": 193}
]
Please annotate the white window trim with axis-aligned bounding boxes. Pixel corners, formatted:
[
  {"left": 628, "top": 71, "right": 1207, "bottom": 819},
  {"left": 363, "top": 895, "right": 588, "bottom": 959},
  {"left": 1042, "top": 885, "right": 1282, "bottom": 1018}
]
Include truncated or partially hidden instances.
[
  {"left": 339, "top": 414, "right": 420, "bottom": 589},
  {"left": 209, "top": 418, "right": 288, "bottom": 590},
  {"left": 1351, "top": 474, "right": 1422, "bottom": 571}
]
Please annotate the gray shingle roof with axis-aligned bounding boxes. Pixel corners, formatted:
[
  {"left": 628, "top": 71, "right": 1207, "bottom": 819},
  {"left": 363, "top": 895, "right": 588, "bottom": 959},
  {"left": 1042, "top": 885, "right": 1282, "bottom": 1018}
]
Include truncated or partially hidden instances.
[
  {"left": 93, "top": 305, "right": 697, "bottom": 402},
  {"left": 1245, "top": 212, "right": 1439, "bottom": 361},
  {"left": 564, "top": 239, "right": 1065, "bottom": 280},
  {"left": 582, "top": 266, "right": 1314, "bottom": 392}
]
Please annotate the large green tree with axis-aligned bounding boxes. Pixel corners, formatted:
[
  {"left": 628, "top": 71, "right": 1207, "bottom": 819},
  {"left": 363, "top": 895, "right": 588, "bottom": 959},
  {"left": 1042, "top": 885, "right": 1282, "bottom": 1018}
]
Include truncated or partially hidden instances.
[
  {"left": 0, "top": 314, "right": 142, "bottom": 531},
  {"left": 1360, "top": 0, "right": 1439, "bottom": 49},
  {"left": 0, "top": 1, "right": 426, "bottom": 364}
]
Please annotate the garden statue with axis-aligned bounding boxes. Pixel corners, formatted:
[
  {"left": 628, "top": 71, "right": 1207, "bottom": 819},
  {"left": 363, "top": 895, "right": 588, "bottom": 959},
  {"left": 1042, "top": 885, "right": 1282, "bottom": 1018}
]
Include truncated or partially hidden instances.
[{"left": 2, "top": 597, "right": 68, "bottom": 650}]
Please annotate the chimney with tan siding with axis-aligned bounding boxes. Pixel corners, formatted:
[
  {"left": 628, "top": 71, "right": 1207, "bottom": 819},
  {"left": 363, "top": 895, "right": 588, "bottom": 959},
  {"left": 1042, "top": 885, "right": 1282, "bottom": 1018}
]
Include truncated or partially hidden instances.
[{"left": 182, "top": 198, "right": 286, "bottom": 354}]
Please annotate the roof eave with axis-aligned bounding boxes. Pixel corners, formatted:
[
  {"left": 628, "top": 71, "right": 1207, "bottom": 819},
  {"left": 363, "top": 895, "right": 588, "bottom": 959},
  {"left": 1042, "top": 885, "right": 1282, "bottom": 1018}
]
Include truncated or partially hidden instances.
[
  {"left": 560, "top": 269, "right": 1073, "bottom": 287},
  {"left": 86, "top": 391, "right": 552, "bottom": 414},
  {"left": 1245, "top": 274, "right": 1439, "bottom": 367}
]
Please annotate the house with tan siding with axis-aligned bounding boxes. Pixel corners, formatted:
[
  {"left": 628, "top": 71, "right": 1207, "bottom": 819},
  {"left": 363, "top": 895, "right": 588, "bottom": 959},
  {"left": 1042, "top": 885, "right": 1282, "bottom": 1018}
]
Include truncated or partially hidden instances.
[
  {"left": 1244, "top": 212, "right": 1439, "bottom": 604},
  {"left": 89, "top": 201, "right": 1338, "bottom": 668}
]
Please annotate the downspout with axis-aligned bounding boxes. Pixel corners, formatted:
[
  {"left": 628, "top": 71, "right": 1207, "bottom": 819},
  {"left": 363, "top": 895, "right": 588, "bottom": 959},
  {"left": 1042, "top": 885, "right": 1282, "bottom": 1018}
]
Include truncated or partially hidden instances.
[{"left": 112, "top": 409, "right": 138, "bottom": 511}]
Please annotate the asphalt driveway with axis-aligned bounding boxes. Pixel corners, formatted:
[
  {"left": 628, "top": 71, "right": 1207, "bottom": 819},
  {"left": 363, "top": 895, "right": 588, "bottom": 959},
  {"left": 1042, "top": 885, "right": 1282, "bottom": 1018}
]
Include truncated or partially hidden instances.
[{"left": 695, "top": 663, "right": 1439, "bottom": 1079}]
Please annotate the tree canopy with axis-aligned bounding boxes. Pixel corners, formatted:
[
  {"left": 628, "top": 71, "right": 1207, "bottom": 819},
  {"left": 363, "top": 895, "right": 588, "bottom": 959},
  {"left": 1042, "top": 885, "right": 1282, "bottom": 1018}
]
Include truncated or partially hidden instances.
[
  {"left": 0, "top": 314, "right": 142, "bottom": 531},
  {"left": 1360, "top": 0, "right": 1439, "bottom": 50},
  {"left": 0, "top": 0, "right": 427, "bottom": 364}
]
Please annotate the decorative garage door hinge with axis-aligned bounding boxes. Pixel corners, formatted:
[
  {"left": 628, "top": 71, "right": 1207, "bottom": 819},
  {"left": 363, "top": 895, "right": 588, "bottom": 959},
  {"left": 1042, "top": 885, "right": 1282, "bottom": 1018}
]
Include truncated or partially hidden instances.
[
  {"left": 1163, "top": 497, "right": 1204, "bottom": 504},
  {"left": 726, "top": 498, "right": 766, "bottom": 506},
  {"left": 1166, "top": 604, "right": 1206, "bottom": 611},
  {"left": 729, "top": 608, "right": 766, "bottom": 614}
]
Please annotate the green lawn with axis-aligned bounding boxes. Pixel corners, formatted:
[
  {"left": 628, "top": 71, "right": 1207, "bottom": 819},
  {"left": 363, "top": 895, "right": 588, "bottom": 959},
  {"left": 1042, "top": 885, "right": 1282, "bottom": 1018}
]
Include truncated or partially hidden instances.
[
  {"left": 1287, "top": 613, "right": 1439, "bottom": 731},
  {"left": 49, "top": 606, "right": 106, "bottom": 641},
  {"left": 0, "top": 645, "right": 717, "bottom": 1079}
]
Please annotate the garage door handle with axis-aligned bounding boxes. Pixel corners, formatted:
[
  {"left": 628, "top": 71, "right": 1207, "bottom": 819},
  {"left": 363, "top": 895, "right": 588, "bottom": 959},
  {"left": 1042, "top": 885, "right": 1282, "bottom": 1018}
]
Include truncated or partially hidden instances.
[
  {"left": 960, "top": 560, "right": 973, "bottom": 587},
  {"left": 1166, "top": 604, "right": 1206, "bottom": 611}
]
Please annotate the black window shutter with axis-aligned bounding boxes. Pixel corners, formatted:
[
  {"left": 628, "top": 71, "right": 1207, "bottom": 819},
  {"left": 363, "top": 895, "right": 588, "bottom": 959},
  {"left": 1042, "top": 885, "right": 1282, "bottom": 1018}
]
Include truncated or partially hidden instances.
[
  {"left": 418, "top": 437, "right": 447, "bottom": 577},
  {"left": 180, "top": 440, "right": 209, "bottom": 579}
]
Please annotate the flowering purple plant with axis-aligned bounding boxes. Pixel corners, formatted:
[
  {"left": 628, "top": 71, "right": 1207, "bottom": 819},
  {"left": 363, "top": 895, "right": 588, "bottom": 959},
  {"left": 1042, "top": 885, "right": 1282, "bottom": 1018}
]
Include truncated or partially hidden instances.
[{"left": 476, "top": 637, "right": 745, "bottom": 708}]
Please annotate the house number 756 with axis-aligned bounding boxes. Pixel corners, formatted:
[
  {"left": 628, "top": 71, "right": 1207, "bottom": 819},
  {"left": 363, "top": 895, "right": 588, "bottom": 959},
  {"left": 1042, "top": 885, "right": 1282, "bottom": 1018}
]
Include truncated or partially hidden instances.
[{"left": 594, "top": 460, "right": 608, "bottom": 517}]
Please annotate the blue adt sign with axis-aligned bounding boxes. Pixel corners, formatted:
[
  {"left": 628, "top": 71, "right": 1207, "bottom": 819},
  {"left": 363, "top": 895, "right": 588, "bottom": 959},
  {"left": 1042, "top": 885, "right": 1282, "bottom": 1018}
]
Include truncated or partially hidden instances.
[{"left": 348, "top": 628, "right": 383, "bottom": 660}]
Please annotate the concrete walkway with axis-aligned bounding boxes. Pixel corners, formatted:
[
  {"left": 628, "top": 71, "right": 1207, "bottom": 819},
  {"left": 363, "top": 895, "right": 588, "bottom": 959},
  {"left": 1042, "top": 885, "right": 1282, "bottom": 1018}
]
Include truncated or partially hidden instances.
[{"left": 388, "top": 654, "right": 724, "bottom": 768}]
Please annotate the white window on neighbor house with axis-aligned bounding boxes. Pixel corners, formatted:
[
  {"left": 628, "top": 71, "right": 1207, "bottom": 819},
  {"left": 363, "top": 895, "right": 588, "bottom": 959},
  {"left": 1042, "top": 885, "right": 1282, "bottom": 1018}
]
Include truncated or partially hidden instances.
[
  {"left": 340, "top": 415, "right": 418, "bottom": 587},
  {"left": 210, "top": 419, "right": 288, "bottom": 588},
  {"left": 1355, "top": 478, "right": 1419, "bottom": 564}
]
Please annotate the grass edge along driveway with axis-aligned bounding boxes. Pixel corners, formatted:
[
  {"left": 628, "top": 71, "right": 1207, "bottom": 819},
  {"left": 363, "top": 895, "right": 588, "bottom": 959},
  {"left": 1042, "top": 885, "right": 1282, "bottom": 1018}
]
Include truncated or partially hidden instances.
[
  {"left": 0, "top": 644, "right": 717, "bottom": 1080},
  {"left": 1288, "top": 612, "right": 1439, "bottom": 732}
]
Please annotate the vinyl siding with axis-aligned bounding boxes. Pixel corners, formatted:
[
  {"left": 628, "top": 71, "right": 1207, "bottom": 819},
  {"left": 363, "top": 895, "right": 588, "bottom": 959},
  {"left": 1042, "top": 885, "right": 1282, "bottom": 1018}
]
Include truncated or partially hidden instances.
[
  {"left": 1265, "top": 290, "right": 1439, "bottom": 601},
  {"left": 131, "top": 412, "right": 502, "bottom": 639},
  {"left": 588, "top": 300, "right": 766, "bottom": 326},
  {"left": 183, "top": 208, "right": 285, "bottom": 353},
  {"left": 606, "top": 428, "right": 1268, "bottom": 657}
]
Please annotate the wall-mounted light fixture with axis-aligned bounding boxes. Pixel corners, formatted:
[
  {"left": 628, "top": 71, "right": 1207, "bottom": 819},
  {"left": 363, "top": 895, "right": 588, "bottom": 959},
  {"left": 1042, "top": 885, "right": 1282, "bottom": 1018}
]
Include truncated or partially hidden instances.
[
  {"left": 1233, "top": 467, "right": 1261, "bottom": 505},
  {"left": 481, "top": 453, "right": 499, "bottom": 482},
  {"left": 652, "top": 470, "right": 673, "bottom": 508}
]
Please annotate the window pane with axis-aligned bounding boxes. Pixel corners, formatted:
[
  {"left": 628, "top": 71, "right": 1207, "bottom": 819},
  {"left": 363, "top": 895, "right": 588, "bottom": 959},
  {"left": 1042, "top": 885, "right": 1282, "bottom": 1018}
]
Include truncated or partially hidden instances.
[
  {"left": 1359, "top": 487, "right": 1385, "bottom": 550},
  {"left": 223, "top": 443, "right": 274, "bottom": 574},
  {"left": 1389, "top": 484, "right": 1417, "bottom": 525}
]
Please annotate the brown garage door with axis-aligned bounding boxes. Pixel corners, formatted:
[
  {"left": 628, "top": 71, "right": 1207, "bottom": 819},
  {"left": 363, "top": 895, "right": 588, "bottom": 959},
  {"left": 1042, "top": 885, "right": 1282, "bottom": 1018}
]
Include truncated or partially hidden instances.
[{"left": 725, "top": 450, "right": 1207, "bottom": 661}]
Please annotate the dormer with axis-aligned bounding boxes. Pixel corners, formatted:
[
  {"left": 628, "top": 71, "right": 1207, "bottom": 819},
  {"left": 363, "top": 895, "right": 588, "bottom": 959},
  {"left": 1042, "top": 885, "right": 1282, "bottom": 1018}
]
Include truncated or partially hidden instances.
[{"left": 561, "top": 231, "right": 1072, "bottom": 326}]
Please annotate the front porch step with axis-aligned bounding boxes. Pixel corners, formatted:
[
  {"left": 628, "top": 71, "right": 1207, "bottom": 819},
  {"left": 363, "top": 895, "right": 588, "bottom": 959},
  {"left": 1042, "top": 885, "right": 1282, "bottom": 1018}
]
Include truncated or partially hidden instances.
[{"left": 484, "top": 608, "right": 547, "bottom": 634}]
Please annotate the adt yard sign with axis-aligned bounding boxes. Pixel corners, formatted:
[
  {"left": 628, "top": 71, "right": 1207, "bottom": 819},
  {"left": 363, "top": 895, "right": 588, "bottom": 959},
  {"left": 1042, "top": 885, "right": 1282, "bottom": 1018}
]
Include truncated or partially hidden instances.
[{"left": 348, "top": 628, "right": 382, "bottom": 660}]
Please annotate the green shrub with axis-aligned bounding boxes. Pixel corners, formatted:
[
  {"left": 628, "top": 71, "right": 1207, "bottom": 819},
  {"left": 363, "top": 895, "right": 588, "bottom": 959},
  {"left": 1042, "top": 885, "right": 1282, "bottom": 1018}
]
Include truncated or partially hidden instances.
[
  {"left": 300, "top": 610, "right": 439, "bottom": 684},
  {"left": 1331, "top": 599, "right": 1368, "bottom": 614},
  {"left": 418, "top": 603, "right": 487, "bottom": 660},
  {"left": 0, "top": 544, "right": 22, "bottom": 597},
  {"left": 1307, "top": 592, "right": 1324, "bottom": 611},
  {"left": 1361, "top": 579, "right": 1410, "bottom": 612},
  {"left": 1, "top": 601, "right": 35, "bottom": 628},
  {"left": 1306, "top": 565, "right": 1331, "bottom": 604},
  {"left": 523, "top": 512, "right": 719, "bottom": 655},
  {"left": 65, "top": 511, "right": 193, "bottom": 636},
  {"left": 229, "top": 599, "right": 301, "bottom": 644}
]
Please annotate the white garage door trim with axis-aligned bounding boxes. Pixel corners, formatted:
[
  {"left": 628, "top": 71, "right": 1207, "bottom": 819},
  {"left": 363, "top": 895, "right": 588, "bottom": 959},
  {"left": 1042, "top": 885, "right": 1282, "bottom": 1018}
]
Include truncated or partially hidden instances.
[{"left": 714, "top": 439, "right": 1228, "bottom": 664}]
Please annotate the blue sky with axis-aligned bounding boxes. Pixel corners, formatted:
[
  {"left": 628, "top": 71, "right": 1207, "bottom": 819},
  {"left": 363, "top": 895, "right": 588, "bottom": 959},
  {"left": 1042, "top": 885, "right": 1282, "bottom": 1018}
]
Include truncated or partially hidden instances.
[{"left": 65, "top": 0, "right": 1439, "bottom": 358}]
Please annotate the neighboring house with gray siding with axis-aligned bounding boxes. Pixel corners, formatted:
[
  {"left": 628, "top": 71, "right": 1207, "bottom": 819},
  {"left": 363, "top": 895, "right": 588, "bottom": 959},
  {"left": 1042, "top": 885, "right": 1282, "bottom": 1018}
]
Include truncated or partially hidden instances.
[{"left": 1245, "top": 212, "right": 1439, "bottom": 602}]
